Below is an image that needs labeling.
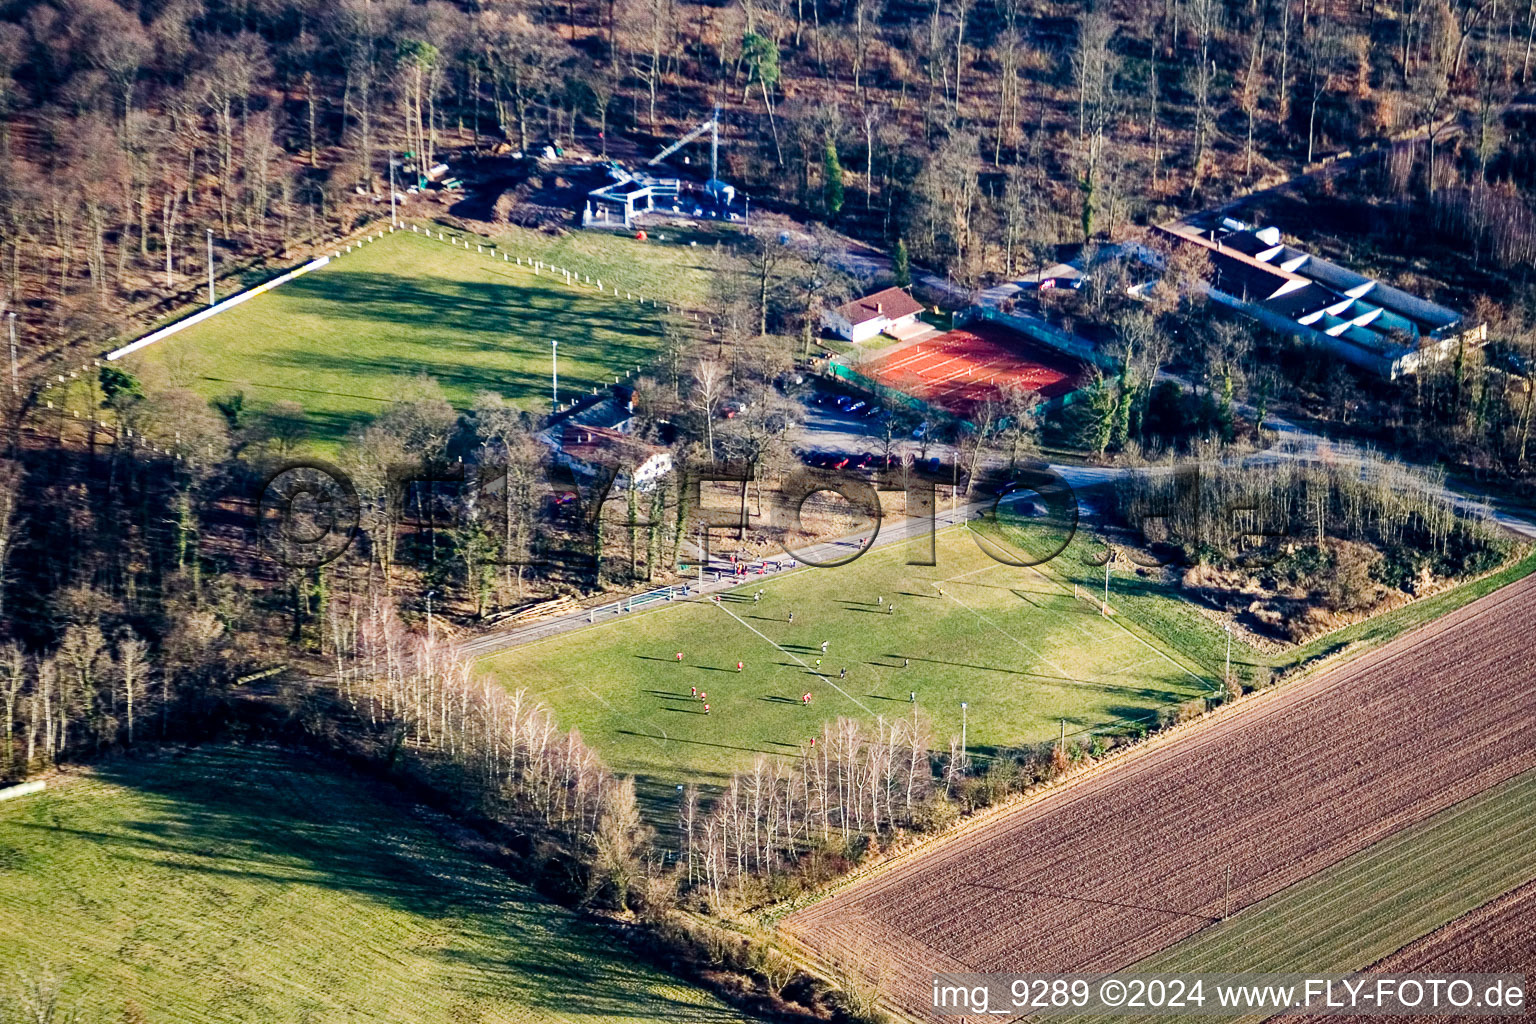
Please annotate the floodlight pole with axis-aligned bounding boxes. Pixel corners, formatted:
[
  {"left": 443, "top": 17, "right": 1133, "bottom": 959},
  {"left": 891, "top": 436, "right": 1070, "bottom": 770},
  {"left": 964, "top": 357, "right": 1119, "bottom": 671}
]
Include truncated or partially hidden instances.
[
  {"left": 710, "top": 104, "right": 720, "bottom": 182},
  {"left": 960, "top": 701, "right": 968, "bottom": 767},
  {"left": 206, "top": 229, "right": 215, "bottom": 306},
  {"left": 551, "top": 339, "right": 559, "bottom": 410}
]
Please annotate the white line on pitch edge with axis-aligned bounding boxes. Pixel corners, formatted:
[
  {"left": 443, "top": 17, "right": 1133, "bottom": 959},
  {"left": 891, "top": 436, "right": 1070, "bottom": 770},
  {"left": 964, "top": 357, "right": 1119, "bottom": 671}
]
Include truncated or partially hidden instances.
[{"left": 711, "top": 601, "right": 875, "bottom": 715}]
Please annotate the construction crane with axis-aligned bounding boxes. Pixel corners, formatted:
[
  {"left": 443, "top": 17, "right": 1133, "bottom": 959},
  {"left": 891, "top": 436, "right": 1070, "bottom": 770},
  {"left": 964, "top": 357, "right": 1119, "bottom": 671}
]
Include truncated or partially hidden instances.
[{"left": 649, "top": 105, "right": 722, "bottom": 183}]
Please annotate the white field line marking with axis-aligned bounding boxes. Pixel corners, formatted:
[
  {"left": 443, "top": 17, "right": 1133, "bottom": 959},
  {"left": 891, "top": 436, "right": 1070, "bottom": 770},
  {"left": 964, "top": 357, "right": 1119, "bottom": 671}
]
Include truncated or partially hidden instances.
[
  {"left": 1095, "top": 653, "right": 1169, "bottom": 678},
  {"left": 937, "top": 558, "right": 1113, "bottom": 650},
  {"left": 937, "top": 554, "right": 1114, "bottom": 646},
  {"left": 711, "top": 600, "right": 875, "bottom": 715},
  {"left": 937, "top": 587, "right": 1085, "bottom": 687},
  {"left": 580, "top": 683, "right": 670, "bottom": 750},
  {"left": 1025, "top": 562, "right": 1213, "bottom": 691},
  {"left": 537, "top": 679, "right": 590, "bottom": 697},
  {"left": 938, "top": 561, "right": 1005, "bottom": 585}
]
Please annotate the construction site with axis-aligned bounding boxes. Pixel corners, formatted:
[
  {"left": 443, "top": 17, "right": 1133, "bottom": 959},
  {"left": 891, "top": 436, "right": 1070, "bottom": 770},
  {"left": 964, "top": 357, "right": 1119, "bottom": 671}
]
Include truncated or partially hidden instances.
[{"left": 581, "top": 107, "right": 747, "bottom": 229}]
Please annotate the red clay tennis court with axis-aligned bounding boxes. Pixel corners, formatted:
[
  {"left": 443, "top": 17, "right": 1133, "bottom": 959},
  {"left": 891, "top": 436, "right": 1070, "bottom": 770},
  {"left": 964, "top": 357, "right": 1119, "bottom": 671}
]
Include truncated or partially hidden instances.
[{"left": 858, "top": 322, "right": 1086, "bottom": 418}]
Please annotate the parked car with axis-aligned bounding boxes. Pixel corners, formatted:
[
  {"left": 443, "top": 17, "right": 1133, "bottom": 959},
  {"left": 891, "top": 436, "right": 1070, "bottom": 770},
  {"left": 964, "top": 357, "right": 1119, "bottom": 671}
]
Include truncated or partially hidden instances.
[
  {"left": 926, "top": 456, "right": 943, "bottom": 474},
  {"left": 544, "top": 491, "right": 579, "bottom": 518},
  {"left": 829, "top": 454, "right": 851, "bottom": 470},
  {"left": 846, "top": 400, "right": 867, "bottom": 414}
]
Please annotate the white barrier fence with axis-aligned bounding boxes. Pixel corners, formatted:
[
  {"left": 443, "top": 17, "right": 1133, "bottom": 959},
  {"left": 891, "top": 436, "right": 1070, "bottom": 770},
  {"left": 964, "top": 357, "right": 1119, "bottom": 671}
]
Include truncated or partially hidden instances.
[
  {"left": 107, "top": 255, "right": 334, "bottom": 361},
  {"left": 0, "top": 780, "right": 45, "bottom": 802}
]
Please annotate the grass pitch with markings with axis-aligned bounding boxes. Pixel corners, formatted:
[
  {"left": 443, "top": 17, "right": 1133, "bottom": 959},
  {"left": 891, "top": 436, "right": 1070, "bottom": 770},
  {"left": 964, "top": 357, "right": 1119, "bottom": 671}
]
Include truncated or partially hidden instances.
[{"left": 481, "top": 524, "right": 1218, "bottom": 796}]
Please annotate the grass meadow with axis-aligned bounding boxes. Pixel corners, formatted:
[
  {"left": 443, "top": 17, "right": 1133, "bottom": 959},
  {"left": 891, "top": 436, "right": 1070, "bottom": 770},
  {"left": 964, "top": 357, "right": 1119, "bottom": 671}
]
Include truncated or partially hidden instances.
[
  {"left": 480, "top": 524, "right": 1219, "bottom": 806},
  {"left": 476, "top": 221, "right": 735, "bottom": 306},
  {"left": 0, "top": 745, "right": 754, "bottom": 1024},
  {"left": 120, "top": 227, "right": 678, "bottom": 448}
]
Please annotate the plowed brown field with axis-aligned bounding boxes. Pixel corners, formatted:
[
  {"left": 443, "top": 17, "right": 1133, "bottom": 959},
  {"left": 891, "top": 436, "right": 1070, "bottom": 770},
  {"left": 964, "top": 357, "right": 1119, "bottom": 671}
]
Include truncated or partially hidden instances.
[
  {"left": 1281, "top": 878, "right": 1536, "bottom": 1024},
  {"left": 781, "top": 573, "right": 1536, "bottom": 1020}
]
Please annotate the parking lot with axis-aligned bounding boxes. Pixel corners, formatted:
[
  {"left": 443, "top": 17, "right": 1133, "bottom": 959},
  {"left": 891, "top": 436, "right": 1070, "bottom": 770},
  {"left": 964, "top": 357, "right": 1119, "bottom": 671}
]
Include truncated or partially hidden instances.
[{"left": 791, "top": 387, "right": 957, "bottom": 477}]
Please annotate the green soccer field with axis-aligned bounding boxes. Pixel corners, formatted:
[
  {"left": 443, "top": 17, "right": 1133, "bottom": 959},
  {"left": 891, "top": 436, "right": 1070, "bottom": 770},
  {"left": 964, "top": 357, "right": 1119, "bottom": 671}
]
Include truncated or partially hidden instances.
[
  {"left": 480, "top": 525, "right": 1218, "bottom": 802},
  {"left": 0, "top": 745, "right": 755, "bottom": 1024},
  {"left": 122, "top": 227, "right": 673, "bottom": 447}
]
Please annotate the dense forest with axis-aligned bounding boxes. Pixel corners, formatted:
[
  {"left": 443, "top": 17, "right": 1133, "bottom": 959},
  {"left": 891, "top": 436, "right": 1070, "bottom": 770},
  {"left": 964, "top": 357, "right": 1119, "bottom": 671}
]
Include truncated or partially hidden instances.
[{"left": 0, "top": 0, "right": 1533, "bottom": 364}]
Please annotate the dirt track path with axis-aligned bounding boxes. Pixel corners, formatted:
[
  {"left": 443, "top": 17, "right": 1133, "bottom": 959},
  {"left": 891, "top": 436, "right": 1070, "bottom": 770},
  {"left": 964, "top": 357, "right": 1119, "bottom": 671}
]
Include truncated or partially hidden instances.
[{"left": 781, "top": 571, "right": 1536, "bottom": 1020}]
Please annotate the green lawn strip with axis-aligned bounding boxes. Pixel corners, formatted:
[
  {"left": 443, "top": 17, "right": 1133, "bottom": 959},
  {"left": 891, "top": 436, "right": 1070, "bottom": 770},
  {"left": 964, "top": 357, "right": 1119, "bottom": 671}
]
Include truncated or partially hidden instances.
[
  {"left": 117, "top": 228, "right": 666, "bottom": 448},
  {"left": 0, "top": 745, "right": 755, "bottom": 1024},
  {"left": 479, "top": 529, "right": 1208, "bottom": 808},
  {"left": 1060, "top": 767, "right": 1536, "bottom": 1024}
]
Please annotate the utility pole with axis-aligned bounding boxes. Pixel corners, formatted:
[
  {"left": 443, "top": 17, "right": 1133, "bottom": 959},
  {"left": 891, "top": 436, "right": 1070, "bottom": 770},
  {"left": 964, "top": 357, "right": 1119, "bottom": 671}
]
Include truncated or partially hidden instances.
[
  {"left": 551, "top": 339, "right": 559, "bottom": 411},
  {"left": 389, "top": 153, "right": 398, "bottom": 225},
  {"left": 1059, "top": 718, "right": 1065, "bottom": 749},
  {"left": 710, "top": 104, "right": 721, "bottom": 182},
  {"left": 1103, "top": 559, "right": 1111, "bottom": 615},
  {"left": 1225, "top": 622, "right": 1233, "bottom": 688},
  {"left": 960, "top": 701, "right": 969, "bottom": 767},
  {"left": 206, "top": 229, "right": 215, "bottom": 305},
  {"left": 6, "top": 313, "right": 15, "bottom": 396}
]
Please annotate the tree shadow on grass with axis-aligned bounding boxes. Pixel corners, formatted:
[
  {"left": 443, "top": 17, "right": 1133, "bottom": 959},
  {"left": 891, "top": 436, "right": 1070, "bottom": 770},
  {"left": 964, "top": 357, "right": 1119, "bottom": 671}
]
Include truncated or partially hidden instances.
[
  {"left": 179, "top": 263, "right": 669, "bottom": 445},
  {"left": 617, "top": 731, "right": 778, "bottom": 759},
  {"left": 642, "top": 689, "right": 697, "bottom": 701},
  {"left": 70, "top": 745, "right": 743, "bottom": 1023}
]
